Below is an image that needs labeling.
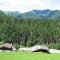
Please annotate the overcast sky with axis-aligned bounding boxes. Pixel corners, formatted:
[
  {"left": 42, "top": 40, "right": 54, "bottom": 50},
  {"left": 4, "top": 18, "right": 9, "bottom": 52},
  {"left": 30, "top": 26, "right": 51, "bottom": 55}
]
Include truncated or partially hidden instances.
[{"left": 0, "top": 0, "right": 60, "bottom": 13}]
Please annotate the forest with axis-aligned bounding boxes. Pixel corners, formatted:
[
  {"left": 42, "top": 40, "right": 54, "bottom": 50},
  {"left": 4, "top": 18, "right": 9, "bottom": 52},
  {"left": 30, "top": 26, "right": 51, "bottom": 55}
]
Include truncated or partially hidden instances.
[{"left": 0, "top": 11, "right": 60, "bottom": 49}]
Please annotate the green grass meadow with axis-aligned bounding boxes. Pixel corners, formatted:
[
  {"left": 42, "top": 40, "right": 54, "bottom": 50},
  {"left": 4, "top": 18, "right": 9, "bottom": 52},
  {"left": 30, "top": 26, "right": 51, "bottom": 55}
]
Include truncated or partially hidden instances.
[{"left": 0, "top": 51, "right": 60, "bottom": 60}]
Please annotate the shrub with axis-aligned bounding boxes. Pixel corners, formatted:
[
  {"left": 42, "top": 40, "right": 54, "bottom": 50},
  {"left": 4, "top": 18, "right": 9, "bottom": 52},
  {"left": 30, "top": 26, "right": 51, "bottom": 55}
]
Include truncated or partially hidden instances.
[
  {"left": 13, "top": 44, "right": 20, "bottom": 50},
  {"left": 48, "top": 43, "right": 60, "bottom": 50}
]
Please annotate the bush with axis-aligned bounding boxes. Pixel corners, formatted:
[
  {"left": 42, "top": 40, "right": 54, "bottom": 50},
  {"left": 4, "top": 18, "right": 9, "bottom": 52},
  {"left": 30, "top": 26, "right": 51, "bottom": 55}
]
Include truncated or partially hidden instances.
[
  {"left": 13, "top": 44, "right": 20, "bottom": 50},
  {"left": 48, "top": 43, "right": 60, "bottom": 50}
]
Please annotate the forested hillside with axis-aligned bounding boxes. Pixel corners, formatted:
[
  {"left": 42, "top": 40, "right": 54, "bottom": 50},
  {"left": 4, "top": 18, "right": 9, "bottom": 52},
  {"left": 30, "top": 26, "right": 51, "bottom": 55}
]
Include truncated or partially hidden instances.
[{"left": 0, "top": 10, "right": 60, "bottom": 49}]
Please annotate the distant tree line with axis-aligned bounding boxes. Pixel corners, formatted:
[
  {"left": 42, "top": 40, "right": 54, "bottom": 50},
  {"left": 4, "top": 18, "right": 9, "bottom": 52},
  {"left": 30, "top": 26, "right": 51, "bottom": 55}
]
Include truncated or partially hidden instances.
[{"left": 0, "top": 11, "right": 60, "bottom": 48}]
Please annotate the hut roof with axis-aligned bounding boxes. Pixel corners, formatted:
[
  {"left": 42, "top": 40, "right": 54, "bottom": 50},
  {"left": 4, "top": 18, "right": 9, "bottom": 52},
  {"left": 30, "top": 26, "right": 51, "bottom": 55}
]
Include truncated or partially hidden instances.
[
  {"left": 0, "top": 43, "right": 12, "bottom": 49},
  {"left": 30, "top": 45, "right": 49, "bottom": 52},
  {"left": 30, "top": 45, "right": 41, "bottom": 51}
]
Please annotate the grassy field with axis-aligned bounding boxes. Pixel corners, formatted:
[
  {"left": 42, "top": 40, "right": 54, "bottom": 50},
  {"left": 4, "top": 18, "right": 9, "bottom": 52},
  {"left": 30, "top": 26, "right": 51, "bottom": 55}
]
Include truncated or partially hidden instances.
[{"left": 0, "top": 51, "right": 60, "bottom": 60}]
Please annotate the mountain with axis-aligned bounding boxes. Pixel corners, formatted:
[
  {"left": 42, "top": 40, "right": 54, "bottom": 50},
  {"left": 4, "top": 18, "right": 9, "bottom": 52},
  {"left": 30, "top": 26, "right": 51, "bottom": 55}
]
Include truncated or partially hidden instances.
[
  {"left": 4, "top": 9, "right": 60, "bottom": 20},
  {"left": 5, "top": 11, "right": 20, "bottom": 17}
]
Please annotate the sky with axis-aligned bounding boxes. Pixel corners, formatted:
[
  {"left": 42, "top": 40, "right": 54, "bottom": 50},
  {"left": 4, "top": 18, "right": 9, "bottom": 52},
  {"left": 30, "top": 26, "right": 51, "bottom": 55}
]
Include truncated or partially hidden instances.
[{"left": 0, "top": 0, "right": 60, "bottom": 13}]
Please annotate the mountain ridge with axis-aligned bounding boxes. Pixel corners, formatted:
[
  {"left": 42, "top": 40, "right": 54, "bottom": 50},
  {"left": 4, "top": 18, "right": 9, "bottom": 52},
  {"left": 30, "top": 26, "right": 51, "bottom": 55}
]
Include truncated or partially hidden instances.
[{"left": 4, "top": 9, "right": 60, "bottom": 20}]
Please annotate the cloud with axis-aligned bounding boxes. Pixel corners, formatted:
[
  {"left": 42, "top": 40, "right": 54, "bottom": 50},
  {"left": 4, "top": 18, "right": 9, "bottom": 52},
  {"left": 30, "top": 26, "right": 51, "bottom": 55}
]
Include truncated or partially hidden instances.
[
  {"left": 0, "top": 0, "right": 59, "bottom": 12},
  {"left": 48, "top": 0, "right": 60, "bottom": 10}
]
